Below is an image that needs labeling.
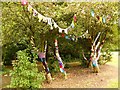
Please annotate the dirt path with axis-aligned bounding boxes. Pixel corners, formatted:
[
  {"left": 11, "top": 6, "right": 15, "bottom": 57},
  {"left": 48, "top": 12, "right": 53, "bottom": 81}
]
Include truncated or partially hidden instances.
[
  {"left": 2, "top": 63, "right": 118, "bottom": 88},
  {"left": 42, "top": 63, "right": 118, "bottom": 88},
  {"left": 42, "top": 52, "right": 118, "bottom": 88},
  {"left": 1, "top": 52, "right": 118, "bottom": 88}
]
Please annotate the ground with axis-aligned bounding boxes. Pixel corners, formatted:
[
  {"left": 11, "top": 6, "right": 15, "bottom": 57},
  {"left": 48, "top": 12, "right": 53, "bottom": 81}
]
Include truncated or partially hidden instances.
[{"left": 1, "top": 52, "right": 119, "bottom": 88}]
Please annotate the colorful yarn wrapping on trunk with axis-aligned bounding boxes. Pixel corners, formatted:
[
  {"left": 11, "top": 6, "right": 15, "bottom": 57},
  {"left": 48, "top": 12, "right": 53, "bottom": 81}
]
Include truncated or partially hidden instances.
[{"left": 55, "top": 39, "right": 65, "bottom": 74}]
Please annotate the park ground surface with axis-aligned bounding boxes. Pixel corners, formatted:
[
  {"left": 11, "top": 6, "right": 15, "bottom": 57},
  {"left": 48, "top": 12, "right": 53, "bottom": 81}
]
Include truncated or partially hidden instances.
[{"left": 1, "top": 52, "right": 119, "bottom": 88}]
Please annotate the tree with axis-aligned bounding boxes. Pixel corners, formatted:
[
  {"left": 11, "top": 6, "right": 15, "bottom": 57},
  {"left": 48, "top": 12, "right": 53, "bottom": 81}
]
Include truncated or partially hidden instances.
[{"left": 2, "top": 2, "right": 118, "bottom": 73}]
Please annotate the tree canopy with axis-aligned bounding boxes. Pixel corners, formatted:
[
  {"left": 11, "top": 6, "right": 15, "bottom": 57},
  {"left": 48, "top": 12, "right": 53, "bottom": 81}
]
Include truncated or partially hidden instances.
[{"left": 2, "top": 2, "right": 118, "bottom": 65}]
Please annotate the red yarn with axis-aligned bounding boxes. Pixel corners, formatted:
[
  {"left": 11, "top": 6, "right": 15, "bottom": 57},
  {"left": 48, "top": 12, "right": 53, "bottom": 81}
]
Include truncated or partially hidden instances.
[
  {"left": 74, "top": 15, "right": 77, "bottom": 22},
  {"left": 96, "top": 16, "right": 100, "bottom": 20},
  {"left": 61, "top": 33, "right": 65, "bottom": 38}
]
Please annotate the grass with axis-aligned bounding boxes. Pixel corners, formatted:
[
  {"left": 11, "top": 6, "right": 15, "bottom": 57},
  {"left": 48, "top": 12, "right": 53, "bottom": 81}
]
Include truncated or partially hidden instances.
[
  {"left": 106, "top": 52, "right": 118, "bottom": 67},
  {"left": 107, "top": 80, "right": 119, "bottom": 88},
  {"left": 106, "top": 51, "right": 119, "bottom": 88}
]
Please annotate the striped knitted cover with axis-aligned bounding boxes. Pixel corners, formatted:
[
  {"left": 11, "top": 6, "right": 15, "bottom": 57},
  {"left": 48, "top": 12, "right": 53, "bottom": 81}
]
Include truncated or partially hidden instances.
[{"left": 54, "top": 39, "right": 66, "bottom": 74}]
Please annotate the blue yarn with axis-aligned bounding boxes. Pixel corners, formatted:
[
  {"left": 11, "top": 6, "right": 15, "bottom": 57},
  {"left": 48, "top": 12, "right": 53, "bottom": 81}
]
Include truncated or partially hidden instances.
[{"left": 65, "top": 36, "right": 69, "bottom": 39}]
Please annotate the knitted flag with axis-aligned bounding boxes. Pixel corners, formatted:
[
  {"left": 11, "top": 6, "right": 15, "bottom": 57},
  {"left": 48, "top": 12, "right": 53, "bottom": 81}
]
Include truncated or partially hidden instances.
[
  {"left": 73, "top": 14, "right": 77, "bottom": 22},
  {"left": 38, "top": 14, "right": 43, "bottom": 22},
  {"left": 91, "top": 9, "right": 94, "bottom": 17},
  {"left": 100, "top": 17, "right": 102, "bottom": 22},
  {"left": 102, "top": 17, "right": 106, "bottom": 23},
  {"left": 28, "top": 4, "right": 33, "bottom": 13},
  {"left": 71, "top": 21, "right": 74, "bottom": 28},
  {"left": 33, "top": 9, "right": 38, "bottom": 16},
  {"left": 96, "top": 16, "right": 100, "bottom": 20}
]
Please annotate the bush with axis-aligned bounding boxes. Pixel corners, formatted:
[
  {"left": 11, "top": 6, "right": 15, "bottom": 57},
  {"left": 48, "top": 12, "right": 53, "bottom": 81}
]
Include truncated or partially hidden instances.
[
  {"left": 98, "top": 49, "right": 112, "bottom": 65},
  {"left": 9, "top": 50, "right": 45, "bottom": 88}
]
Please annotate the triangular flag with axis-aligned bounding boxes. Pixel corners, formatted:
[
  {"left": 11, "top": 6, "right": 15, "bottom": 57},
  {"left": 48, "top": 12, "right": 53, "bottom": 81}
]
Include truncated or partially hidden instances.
[
  {"left": 54, "top": 22, "right": 58, "bottom": 28},
  {"left": 43, "top": 17, "right": 48, "bottom": 23},
  {"left": 71, "top": 21, "right": 74, "bottom": 28},
  {"left": 33, "top": 9, "right": 38, "bottom": 16},
  {"left": 47, "top": 18, "right": 52, "bottom": 26},
  {"left": 38, "top": 14, "right": 43, "bottom": 22},
  {"left": 50, "top": 26, "right": 53, "bottom": 30},
  {"left": 91, "top": 8, "right": 94, "bottom": 17},
  {"left": 64, "top": 29, "right": 68, "bottom": 34},
  {"left": 102, "top": 17, "right": 106, "bottom": 23},
  {"left": 28, "top": 4, "right": 33, "bottom": 13},
  {"left": 59, "top": 28, "right": 63, "bottom": 33},
  {"left": 100, "top": 17, "right": 102, "bottom": 22}
]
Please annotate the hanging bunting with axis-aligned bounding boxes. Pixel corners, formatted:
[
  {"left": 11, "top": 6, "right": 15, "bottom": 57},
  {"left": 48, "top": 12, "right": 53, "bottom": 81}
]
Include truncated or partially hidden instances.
[
  {"left": 38, "top": 14, "right": 43, "bottom": 22},
  {"left": 91, "top": 8, "right": 95, "bottom": 17},
  {"left": 26, "top": 3, "right": 74, "bottom": 35},
  {"left": 21, "top": 0, "right": 28, "bottom": 6}
]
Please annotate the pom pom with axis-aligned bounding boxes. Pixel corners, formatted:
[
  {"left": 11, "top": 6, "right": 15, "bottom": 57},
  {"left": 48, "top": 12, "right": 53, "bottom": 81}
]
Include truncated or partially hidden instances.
[{"left": 21, "top": 0, "right": 28, "bottom": 6}]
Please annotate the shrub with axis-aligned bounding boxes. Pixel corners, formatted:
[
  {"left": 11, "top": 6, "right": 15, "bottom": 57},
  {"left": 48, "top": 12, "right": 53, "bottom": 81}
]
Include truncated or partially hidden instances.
[
  {"left": 98, "top": 49, "right": 112, "bottom": 65},
  {"left": 9, "top": 50, "right": 45, "bottom": 88}
]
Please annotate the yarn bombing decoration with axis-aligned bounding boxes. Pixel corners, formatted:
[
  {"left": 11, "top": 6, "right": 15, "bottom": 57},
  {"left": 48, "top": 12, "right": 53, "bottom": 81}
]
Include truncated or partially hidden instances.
[
  {"left": 24, "top": 3, "right": 75, "bottom": 34},
  {"left": 98, "top": 17, "right": 102, "bottom": 23},
  {"left": 28, "top": 4, "right": 33, "bottom": 13},
  {"left": 71, "top": 21, "right": 75, "bottom": 28},
  {"left": 96, "top": 16, "right": 100, "bottom": 20},
  {"left": 73, "top": 14, "right": 77, "bottom": 23},
  {"left": 54, "top": 39, "right": 65, "bottom": 74},
  {"left": 21, "top": 0, "right": 28, "bottom": 6},
  {"left": 102, "top": 17, "right": 106, "bottom": 23}
]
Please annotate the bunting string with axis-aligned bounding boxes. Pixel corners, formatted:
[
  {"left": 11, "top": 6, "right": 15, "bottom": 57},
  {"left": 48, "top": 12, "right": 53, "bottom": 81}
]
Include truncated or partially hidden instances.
[{"left": 25, "top": 3, "right": 76, "bottom": 34}]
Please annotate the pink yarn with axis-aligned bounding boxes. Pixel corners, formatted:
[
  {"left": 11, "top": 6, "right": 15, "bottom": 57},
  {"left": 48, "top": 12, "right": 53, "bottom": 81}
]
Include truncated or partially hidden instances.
[
  {"left": 21, "top": 0, "right": 28, "bottom": 6},
  {"left": 74, "top": 15, "right": 77, "bottom": 22}
]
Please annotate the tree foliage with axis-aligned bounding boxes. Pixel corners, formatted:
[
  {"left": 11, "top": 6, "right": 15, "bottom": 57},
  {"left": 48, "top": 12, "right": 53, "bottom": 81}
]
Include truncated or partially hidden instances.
[{"left": 2, "top": 2, "right": 118, "bottom": 65}]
